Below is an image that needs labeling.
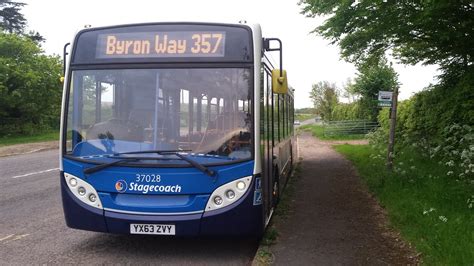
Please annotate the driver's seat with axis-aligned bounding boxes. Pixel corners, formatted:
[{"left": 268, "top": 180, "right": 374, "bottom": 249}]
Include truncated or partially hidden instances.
[{"left": 86, "top": 118, "right": 144, "bottom": 141}]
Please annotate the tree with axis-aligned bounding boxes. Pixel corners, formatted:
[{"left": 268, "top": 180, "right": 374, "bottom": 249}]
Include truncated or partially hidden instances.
[
  {"left": 339, "top": 78, "right": 359, "bottom": 103},
  {"left": 0, "top": 0, "right": 26, "bottom": 34},
  {"left": 0, "top": 1, "right": 44, "bottom": 42},
  {"left": 352, "top": 57, "right": 399, "bottom": 121},
  {"left": 309, "top": 81, "right": 339, "bottom": 121},
  {"left": 0, "top": 33, "right": 62, "bottom": 135},
  {"left": 299, "top": 1, "right": 474, "bottom": 76},
  {"left": 26, "top": 30, "right": 45, "bottom": 43}
]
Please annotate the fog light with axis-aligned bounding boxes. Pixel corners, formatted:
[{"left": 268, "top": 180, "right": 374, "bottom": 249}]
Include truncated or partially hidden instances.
[
  {"left": 69, "top": 178, "right": 77, "bottom": 187},
  {"left": 88, "top": 193, "right": 97, "bottom": 202},
  {"left": 213, "top": 196, "right": 223, "bottom": 205},
  {"left": 236, "top": 181, "right": 246, "bottom": 191},
  {"left": 78, "top": 186, "right": 86, "bottom": 196},
  {"left": 225, "top": 189, "right": 235, "bottom": 199}
]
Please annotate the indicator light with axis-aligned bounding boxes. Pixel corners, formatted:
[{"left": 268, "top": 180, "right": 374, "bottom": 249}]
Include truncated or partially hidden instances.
[
  {"left": 236, "top": 181, "right": 246, "bottom": 191},
  {"left": 69, "top": 178, "right": 77, "bottom": 187}
]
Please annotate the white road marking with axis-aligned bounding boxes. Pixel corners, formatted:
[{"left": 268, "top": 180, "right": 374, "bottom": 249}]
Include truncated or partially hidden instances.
[
  {"left": 11, "top": 168, "right": 59, "bottom": 179},
  {"left": 1, "top": 234, "right": 30, "bottom": 244},
  {"left": 0, "top": 234, "right": 14, "bottom": 242},
  {"left": 11, "top": 234, "right": 30, "bottom": 241}
]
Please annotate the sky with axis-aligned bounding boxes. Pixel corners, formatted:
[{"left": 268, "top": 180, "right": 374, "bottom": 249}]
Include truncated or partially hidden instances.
[{"left": 22, "top": 0, "right": 439, "bottom": 108}]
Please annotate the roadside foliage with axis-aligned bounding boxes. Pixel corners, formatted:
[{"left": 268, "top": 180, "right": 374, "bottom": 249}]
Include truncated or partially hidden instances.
[
  {"left": 301, "top": 1, "right": 473, "bottom": 263},
  {"left": 371, "top": 69, "right": 474, "bottom": 183},
  {"left": 311, "top": 58, "right": 398, "bottom": 123},
  {"left": 0, "top": 33, "right": 62, "bottom": 136}
]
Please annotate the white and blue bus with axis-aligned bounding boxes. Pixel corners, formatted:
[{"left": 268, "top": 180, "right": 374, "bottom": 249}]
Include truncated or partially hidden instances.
[{"left": 60, "top": 22, "right": 296, "bottom": 236}]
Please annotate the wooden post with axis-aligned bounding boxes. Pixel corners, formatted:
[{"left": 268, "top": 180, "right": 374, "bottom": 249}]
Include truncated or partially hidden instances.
[{"left": 387, "top": 87, "right": 398, "bottom": 170}]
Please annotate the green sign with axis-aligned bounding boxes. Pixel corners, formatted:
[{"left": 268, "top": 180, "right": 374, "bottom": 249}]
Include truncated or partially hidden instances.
[{"left": 378, "top": 91, "right": 393, "bottom": 107}]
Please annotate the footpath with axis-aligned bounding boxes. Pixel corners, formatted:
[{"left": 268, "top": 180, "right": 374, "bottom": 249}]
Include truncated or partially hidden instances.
[
  {"left": 0, "top": 140, "right": 58, "bottom": 157},
  {"left": 260, "top": 132, "right": 417, "bottom": 265}
]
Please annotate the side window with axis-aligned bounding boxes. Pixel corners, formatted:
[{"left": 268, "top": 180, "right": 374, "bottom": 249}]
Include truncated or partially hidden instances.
[
  {"left": 273, "top": 92, "right": 279, "bottom": 143},
  {"left": 267, "top": 72, "right": 274, "bottom": 147},
  {"left": 285, "top": 95, "right": 291, "bottom": 136},
  {"left": 282, "top": 95, "right": 285, "bottom": 138}
]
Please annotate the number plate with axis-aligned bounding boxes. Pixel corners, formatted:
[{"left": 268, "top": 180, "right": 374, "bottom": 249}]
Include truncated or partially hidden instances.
[{"left": 130, "top": 223, "right": 175, "bottom": 235}]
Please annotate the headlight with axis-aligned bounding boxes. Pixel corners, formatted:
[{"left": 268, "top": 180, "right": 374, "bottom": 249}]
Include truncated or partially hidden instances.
[
  {"left": 78, "top": 186, "right": 86, "bottom": 196},
  {"left": 205, "top": 176, "right": 252, "bottom": 212},
  {"left": 213, "top": 196, "right": 223, "bottom": 205},
  {"left": 225, "top": 189, "right": 235, "bottom": 199},
  {"left": 88, "top": 193, "right": 97, "bottom": 202},
  {"left": 64, "top": 173, "right": 102, "bottom": 209}
]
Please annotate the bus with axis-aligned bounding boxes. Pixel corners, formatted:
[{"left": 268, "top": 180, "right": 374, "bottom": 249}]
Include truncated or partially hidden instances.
[{"left": 60, "top": 22, "right": 296, "bottom": 236}]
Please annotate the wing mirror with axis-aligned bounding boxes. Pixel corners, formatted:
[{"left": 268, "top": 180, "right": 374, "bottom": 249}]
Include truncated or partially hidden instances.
[{"left": 272, "top": 69, "right": 288, "bottom": 94}]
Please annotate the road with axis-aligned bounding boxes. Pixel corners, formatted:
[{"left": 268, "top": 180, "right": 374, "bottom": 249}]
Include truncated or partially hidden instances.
[
  {"left": 0, "top": 150, "right": 258, "bottom": 265},
  {"left": 295, "top": 117, "right": 319, "bottom": 128}
]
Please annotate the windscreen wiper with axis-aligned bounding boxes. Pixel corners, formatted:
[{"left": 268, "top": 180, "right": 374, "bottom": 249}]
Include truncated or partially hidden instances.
[
  {"left": 113, "top": 149, "right": 216, "bottom": 177},
  {"left": 84, "top": 150, "right": 216, "bottom": 178},
  {"left": 83, "top": 155, "right": 175, "bottom": 175},
  {"left": 173, "top": 153, "right": 216, "bottom": 177},
  {"left": 83, "top": 157, "right": 139, "bottom": 175},
  {"left": 114, "top": 149, "right": 190, "bottom": 156}
]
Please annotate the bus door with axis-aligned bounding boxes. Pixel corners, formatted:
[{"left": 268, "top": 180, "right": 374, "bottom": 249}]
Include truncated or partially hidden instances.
[{"left": 261, "top": 66, "right": 275, "bottom": 220}]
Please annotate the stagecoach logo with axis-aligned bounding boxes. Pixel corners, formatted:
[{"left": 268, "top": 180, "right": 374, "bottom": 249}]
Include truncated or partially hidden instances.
[
  {"left": 115, "top": 180, "right": 127, "bottom": 193},
  {"left": 114, "top": 179, "right": 182, "bottom": 194}
]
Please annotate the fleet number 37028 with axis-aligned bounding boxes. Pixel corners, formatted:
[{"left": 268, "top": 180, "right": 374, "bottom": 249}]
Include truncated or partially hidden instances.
[{"left": 135, "top": 174, "right": 161, "bottom": 183}]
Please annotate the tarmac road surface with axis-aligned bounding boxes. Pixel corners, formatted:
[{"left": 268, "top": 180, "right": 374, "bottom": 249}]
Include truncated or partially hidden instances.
[{"left": 0, "top": 150, "right": 258, "bottom": 265}]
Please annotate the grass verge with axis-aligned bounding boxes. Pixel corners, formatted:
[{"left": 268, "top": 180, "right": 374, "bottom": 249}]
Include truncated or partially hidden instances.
[
  {"left": 334, "top": 144, "right": 474, "bottom": 265},
  {"left": 299, "top": 124, "right": 366, "bottom": 141},
  {"left": 0, "top": 131, "right": 59, "bottom": 147},
  {"left": 252, "top": 159, "right": 302, "bottom": 266}
]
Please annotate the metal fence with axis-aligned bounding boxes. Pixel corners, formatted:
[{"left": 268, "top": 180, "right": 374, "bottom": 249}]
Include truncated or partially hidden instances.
[{"left": 323, "top": 120, "right": 379, "bottom": 136}]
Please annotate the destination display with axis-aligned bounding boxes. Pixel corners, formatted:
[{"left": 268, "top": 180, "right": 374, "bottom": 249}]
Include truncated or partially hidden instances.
[
  {"left": 71, "top": 24, "right": 252, "bottom": 64},
  {"left": 96, "top": 31, "right": 226, "bottom": 58}
]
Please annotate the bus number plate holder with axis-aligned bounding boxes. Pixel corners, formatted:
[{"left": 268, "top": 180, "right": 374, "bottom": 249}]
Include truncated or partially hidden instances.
[{"left": 130, "top": 223, "right": 176, "bottom": 235}]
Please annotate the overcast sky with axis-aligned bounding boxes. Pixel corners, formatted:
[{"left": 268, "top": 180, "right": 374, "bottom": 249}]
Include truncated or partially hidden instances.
[{"left": 22, "top": 0, "right": 439, "bottom": 108}]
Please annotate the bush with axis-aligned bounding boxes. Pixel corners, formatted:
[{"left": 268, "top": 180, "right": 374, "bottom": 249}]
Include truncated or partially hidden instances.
[
  {"left": 370, "top": 67, "right": 474, "bottom": 182},
  {"left": 332, "top": 101, "right": 360, "bottom": 121}
]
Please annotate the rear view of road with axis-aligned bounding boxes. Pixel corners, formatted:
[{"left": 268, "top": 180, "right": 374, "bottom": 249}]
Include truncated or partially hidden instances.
[
  {"left": 0, "top": 150, "right": 258, "bottom": 265},
  {"left": 269, "top": 132, "right": 416, "bottom": 265}
]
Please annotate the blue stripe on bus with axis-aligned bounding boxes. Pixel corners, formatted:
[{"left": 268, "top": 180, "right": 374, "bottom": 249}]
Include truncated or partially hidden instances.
[{"left": 62, "top": 158, "right": 254, "bottom": 213}]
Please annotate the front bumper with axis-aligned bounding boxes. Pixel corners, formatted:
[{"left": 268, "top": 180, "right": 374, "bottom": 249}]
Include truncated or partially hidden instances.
[{"left": 61, "top": 174, "right": 264, "bottom": 236}]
